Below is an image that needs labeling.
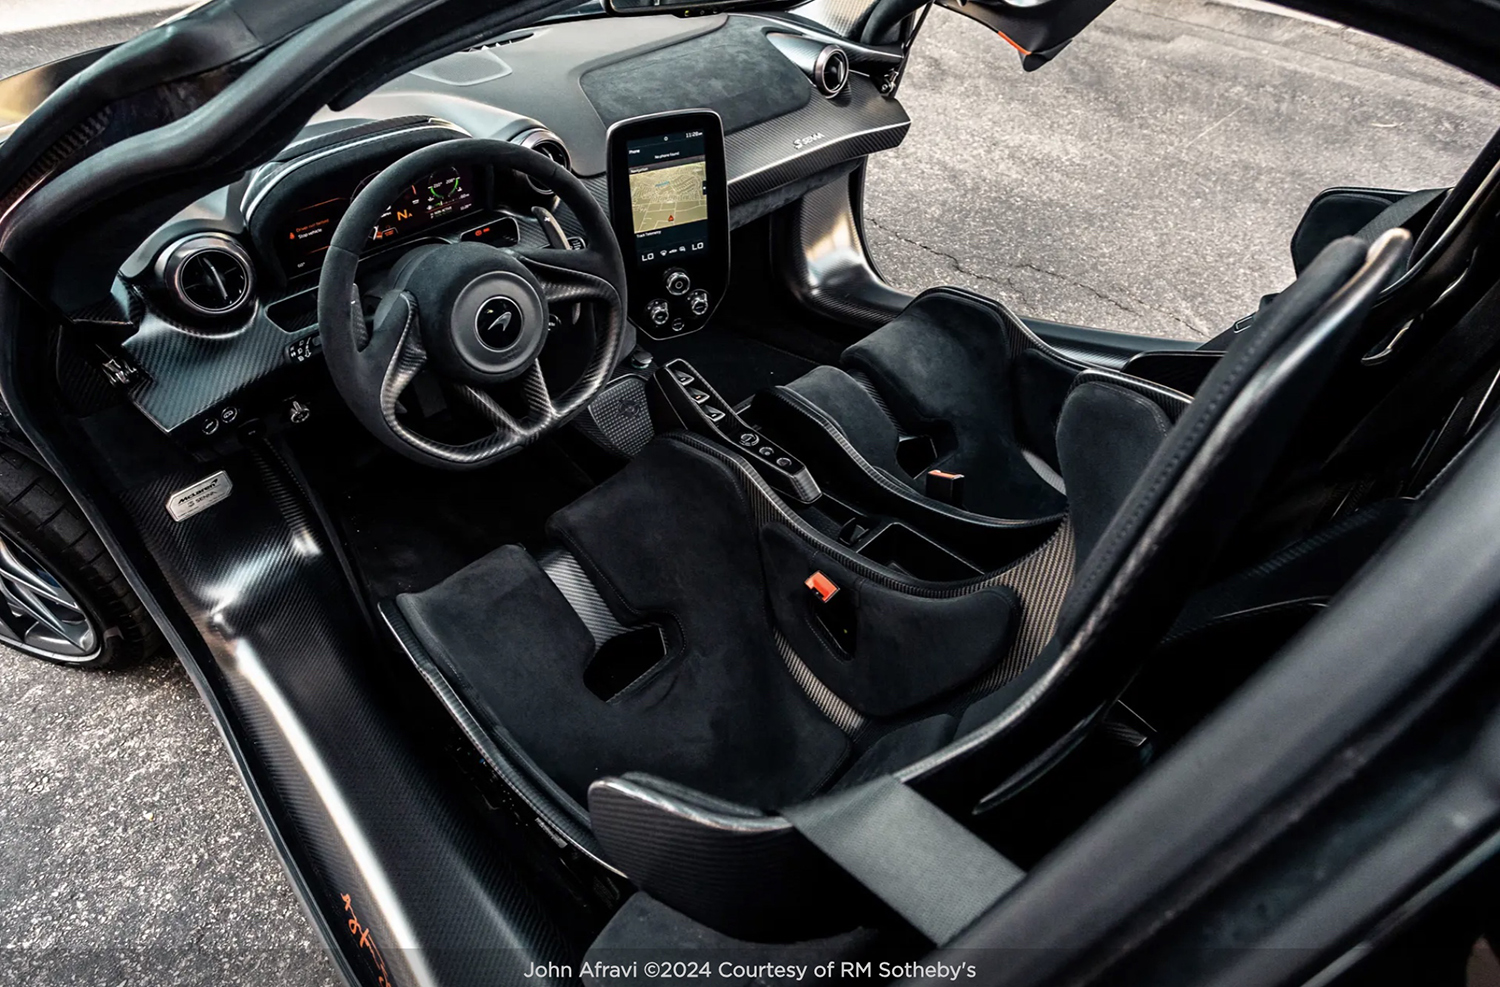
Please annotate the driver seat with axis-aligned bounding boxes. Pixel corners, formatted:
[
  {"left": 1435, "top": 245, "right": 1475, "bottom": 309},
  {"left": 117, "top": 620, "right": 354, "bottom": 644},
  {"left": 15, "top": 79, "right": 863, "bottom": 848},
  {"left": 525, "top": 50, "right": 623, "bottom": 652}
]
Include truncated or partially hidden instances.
[{"left": 383, "top": 230, "right": 1408, "bottom": 942}]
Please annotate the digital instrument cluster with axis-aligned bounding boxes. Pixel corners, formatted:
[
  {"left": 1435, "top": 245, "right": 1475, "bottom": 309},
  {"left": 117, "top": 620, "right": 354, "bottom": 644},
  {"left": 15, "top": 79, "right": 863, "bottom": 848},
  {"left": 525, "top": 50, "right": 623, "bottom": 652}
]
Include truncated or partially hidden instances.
[{"left": 276, "top": 164, "right": 480, "bottom": 276}]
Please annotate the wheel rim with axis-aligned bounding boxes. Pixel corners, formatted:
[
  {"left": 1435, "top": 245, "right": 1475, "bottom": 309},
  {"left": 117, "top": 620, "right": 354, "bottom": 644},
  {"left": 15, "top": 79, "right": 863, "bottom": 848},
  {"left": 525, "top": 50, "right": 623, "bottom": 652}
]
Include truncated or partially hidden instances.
[{"left": 0, "top": 532, "right": 100, "bottom": 662}]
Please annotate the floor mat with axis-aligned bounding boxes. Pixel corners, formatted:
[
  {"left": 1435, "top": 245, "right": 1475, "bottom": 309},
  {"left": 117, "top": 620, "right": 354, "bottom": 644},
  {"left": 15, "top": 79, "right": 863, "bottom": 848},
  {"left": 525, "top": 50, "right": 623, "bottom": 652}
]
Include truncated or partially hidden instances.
[
  {"left": 335, "top": 441, "right": 596, "bottom": 600},
  {"left": 399, "top": 439, "right": 851, "bottom": 808}
]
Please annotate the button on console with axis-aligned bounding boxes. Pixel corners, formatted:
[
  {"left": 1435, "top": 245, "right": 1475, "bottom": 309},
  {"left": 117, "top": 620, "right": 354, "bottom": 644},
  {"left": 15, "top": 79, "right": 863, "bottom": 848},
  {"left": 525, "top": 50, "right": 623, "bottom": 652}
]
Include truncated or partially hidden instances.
[{"left": 645, "top": 298, "right": 670, "bottom": 326}]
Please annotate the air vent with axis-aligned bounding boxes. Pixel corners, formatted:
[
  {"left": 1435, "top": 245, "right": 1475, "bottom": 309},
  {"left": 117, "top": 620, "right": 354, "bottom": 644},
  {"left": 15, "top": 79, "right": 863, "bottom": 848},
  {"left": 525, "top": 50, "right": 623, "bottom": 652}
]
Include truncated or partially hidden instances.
[
  {"left": 514, "top": 129, "right": 571, "bottom": 196},
  {"left": 813, "top": 46, "right": 850, "bottom": 98},
  {"left": 180, "top": 251, "right": 250, "bottom": 312},
  {"left": 157, "top": 234, "right": 254, "bottom": 319},
  {"left": 467, "top": 30, "right": 534, "bottom": 51}
]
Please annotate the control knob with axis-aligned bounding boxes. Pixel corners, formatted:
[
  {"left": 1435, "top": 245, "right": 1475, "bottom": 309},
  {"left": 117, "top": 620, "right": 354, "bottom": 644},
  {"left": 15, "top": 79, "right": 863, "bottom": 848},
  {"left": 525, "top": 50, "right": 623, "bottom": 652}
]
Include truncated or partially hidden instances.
[
  {"left": 645, "top": 298, "right": 671, "bottom": 327},
  {"left": 688, "top": 289, "right": 710, "bottom": 317},
  {"left": 664, "top": 268, "right": 691, "bottom": 297}
]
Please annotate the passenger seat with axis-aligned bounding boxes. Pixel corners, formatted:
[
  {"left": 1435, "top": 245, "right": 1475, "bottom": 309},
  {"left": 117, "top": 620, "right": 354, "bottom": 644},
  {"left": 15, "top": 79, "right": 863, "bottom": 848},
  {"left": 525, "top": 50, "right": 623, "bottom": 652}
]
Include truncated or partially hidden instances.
[
  {"left": 763, "top": 287, "right": 1083, "bottom": 522},
  {"left": 765, "top": 180, "right": 1458, "bottom": 526}
]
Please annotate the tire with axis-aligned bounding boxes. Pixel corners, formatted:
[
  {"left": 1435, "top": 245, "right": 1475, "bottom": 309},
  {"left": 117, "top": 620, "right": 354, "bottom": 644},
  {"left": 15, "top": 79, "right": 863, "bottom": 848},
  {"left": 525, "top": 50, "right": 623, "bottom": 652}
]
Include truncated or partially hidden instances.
[{"left": 0, "top": 447, "right": 159, "bottom": 669}]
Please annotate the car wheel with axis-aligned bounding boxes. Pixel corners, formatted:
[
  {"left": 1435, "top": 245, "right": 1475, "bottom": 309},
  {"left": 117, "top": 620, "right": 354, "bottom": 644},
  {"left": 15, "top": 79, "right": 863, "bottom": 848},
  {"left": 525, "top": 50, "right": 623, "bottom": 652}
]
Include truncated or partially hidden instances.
[{"left": 0, "top": 448, "right": 158, "bottom": 668}]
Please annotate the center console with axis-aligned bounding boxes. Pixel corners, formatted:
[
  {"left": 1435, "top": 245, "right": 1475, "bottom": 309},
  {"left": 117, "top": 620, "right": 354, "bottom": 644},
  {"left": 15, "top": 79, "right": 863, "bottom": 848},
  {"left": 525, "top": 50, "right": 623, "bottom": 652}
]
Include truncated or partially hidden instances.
[
  {"left": 647, "top": 358, "right": 1055, "bottom": 581},
  {"left": 605, "top": 110, "right": 730, "bottom": 339},
  {"left": 656, "top": 358, "right": 819, "bottom": 503}
]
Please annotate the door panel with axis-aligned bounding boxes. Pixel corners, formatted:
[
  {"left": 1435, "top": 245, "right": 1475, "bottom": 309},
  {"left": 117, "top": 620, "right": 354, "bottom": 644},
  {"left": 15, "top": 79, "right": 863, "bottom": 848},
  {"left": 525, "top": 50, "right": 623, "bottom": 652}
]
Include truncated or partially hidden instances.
[{"left": 935, "top": 0, "right": 1116, "bottom": 69}]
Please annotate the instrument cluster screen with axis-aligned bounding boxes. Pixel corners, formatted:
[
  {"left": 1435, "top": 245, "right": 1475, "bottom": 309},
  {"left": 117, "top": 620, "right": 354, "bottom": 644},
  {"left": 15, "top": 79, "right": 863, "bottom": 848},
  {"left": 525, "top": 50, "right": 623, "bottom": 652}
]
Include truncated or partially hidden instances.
[
  {"left": 278, "top": 164, "right": 478, "bottom": 276},
  {"left": 625, "top": 130, "right": 710, "bottom": 266}
]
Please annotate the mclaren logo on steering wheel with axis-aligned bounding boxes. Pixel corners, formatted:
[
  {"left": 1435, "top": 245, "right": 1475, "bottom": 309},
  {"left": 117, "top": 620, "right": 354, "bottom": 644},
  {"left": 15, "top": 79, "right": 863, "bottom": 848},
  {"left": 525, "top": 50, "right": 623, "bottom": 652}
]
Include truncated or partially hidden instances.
[{"left": 475, "top": 295, "right": 525, "bottom": 351}]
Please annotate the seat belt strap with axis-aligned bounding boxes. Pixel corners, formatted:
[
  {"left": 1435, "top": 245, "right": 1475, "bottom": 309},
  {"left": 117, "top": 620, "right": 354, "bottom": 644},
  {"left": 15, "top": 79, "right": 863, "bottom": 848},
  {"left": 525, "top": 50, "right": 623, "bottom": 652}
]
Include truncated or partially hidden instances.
[{"left": 783, "top": 775, "right": 1024, "bottom": 945}]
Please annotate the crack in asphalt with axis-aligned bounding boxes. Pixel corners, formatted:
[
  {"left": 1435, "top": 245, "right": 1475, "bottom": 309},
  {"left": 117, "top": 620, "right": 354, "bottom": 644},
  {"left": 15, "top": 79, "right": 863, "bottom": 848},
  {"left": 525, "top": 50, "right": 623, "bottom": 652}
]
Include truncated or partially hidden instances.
[
  {"left": 864, "top": 215, "right": 1020, "bottom": 293},
  {"left": 865, "top": 215, "right": 1208, "bottom": 338}
]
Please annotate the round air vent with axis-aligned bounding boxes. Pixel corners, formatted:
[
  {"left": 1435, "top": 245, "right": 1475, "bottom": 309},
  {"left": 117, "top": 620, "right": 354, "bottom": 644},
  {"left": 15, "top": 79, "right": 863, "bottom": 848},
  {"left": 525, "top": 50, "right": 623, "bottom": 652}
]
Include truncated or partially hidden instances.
[
  {"left": 157, "top": 234, "right": 254, "bottom": 318},
  {"left": 514, "top": 129, "right": 571, "bottom": 196},
  {"left": 813, "top": 46, "right": 850, "bottom": 98}
]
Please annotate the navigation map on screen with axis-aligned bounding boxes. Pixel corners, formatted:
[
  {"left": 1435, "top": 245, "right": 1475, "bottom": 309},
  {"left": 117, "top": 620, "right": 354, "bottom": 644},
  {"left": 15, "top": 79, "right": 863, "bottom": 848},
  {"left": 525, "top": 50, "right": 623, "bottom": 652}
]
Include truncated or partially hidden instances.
[{"left": 626, "top": 129, "right": 710, "bottom": 264}]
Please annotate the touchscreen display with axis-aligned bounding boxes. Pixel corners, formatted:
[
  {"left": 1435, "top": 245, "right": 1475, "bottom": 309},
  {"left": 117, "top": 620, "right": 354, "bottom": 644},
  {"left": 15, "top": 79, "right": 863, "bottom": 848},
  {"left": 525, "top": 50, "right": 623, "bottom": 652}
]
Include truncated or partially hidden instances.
[
  {"left": 626, "top": 129, "right": 710, "bottom": 265},
  {"left": 278, "top": 164, "right": 478, "bottom": 276}
]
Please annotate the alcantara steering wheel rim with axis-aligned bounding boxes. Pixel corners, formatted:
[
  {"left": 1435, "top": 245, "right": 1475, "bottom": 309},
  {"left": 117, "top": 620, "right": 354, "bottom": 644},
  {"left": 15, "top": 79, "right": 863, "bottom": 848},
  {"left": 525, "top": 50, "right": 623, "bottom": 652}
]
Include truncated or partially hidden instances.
[{"left": 316, "top": 137, "right": 629, "bottom": 470}]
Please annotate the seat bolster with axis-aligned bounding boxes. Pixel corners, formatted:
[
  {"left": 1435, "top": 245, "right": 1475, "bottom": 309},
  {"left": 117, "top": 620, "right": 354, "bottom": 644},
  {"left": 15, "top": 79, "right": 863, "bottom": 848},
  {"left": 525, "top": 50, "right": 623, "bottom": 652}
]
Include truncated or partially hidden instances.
[
  {"left": 784, "top": 365, "right": 909, "bottom": 480},
  {"left": 588, "top": 774, "right": 874, "bottom": 942},
  {"left": 759, "top": 523, "right": 1021, "bottom": 717},
  {"left": 1056, "top": 370, "right": 1184, "bottom": 569},
  {"left": 1067, "top": 367, "right": 1192, "bottom": 422}
]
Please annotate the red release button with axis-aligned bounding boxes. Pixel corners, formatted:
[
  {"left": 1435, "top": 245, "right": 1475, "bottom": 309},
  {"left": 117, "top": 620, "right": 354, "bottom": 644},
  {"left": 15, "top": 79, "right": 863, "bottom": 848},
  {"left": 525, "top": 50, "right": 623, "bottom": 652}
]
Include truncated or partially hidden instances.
[{"left": 805, "top": 571, "right": 840, "bottom": 603}]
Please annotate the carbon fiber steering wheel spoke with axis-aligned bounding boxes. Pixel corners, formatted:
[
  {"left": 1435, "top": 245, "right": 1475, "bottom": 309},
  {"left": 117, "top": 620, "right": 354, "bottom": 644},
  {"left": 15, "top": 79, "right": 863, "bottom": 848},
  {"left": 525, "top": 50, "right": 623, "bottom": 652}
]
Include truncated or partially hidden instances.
[{"left": 513, "top": 246, "right": 622, "bottom": 307}]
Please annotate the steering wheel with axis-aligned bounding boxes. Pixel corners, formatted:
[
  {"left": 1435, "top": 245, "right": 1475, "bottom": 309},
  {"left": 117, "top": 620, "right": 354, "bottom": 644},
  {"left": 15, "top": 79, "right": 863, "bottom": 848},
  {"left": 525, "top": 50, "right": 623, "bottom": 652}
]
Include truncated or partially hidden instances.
[{"left": 316, "top": 138, "right": 628, "bottom": 470}]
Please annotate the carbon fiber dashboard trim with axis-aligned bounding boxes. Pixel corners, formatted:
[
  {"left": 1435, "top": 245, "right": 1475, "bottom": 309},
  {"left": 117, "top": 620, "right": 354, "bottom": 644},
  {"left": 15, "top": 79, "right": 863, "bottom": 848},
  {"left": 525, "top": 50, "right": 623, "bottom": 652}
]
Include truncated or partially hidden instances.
[
  {"left": 122, "top": 297, "right": 315, "bottom": 433},
  {"left": 114, "top": 15, "right": 908, "bottom": 436},
  {"left": 780, "top": 174, "right": 911, "bottom": 328},
  {"left": 725, "top": 74, "right": 908, "bottom": 205},
  {"left": 789, "top": 0, "right": 884, "bottom": 36},
  {"left": 241, "top": 121, "right": 470, "bottom": 220}
]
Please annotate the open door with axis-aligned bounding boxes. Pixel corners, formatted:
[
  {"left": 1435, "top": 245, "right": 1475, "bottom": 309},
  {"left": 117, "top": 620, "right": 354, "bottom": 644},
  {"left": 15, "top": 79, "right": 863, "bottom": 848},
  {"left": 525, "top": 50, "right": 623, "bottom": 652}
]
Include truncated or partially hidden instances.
[
  {"left": 857, "top": 0, "right": 1116, "bottom": 71},
  {"left": 937, "top": 0, "right": 1116, "bottom": 69}
]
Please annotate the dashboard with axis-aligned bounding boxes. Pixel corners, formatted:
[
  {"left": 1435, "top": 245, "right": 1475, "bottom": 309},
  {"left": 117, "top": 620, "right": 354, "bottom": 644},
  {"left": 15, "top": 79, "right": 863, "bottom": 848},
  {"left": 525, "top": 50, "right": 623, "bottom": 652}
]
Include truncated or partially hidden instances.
[{"left": 107, "top": 11, "right": 911, "bottom": 445}]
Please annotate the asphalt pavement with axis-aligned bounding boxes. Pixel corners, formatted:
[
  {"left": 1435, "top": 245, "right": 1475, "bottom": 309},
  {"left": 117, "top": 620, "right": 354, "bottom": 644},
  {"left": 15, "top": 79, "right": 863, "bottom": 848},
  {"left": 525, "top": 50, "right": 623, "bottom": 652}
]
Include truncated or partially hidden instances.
[
  {"left": 1, "top": 2, "right": 1498, "bottom": 985},
  {"left": 865, "top": 0, "right": 1500, "bottom": 339},
  {"left": 0, "top": 0, "right": 183, "bottom": 78}
]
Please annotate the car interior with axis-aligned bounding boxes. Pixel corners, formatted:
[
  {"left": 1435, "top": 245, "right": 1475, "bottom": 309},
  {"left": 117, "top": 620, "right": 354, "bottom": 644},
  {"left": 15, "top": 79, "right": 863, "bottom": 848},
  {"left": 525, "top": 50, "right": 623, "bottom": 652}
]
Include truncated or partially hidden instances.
[{"left": 4, "top": 0, "right": 1500, "bottom": 977}]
